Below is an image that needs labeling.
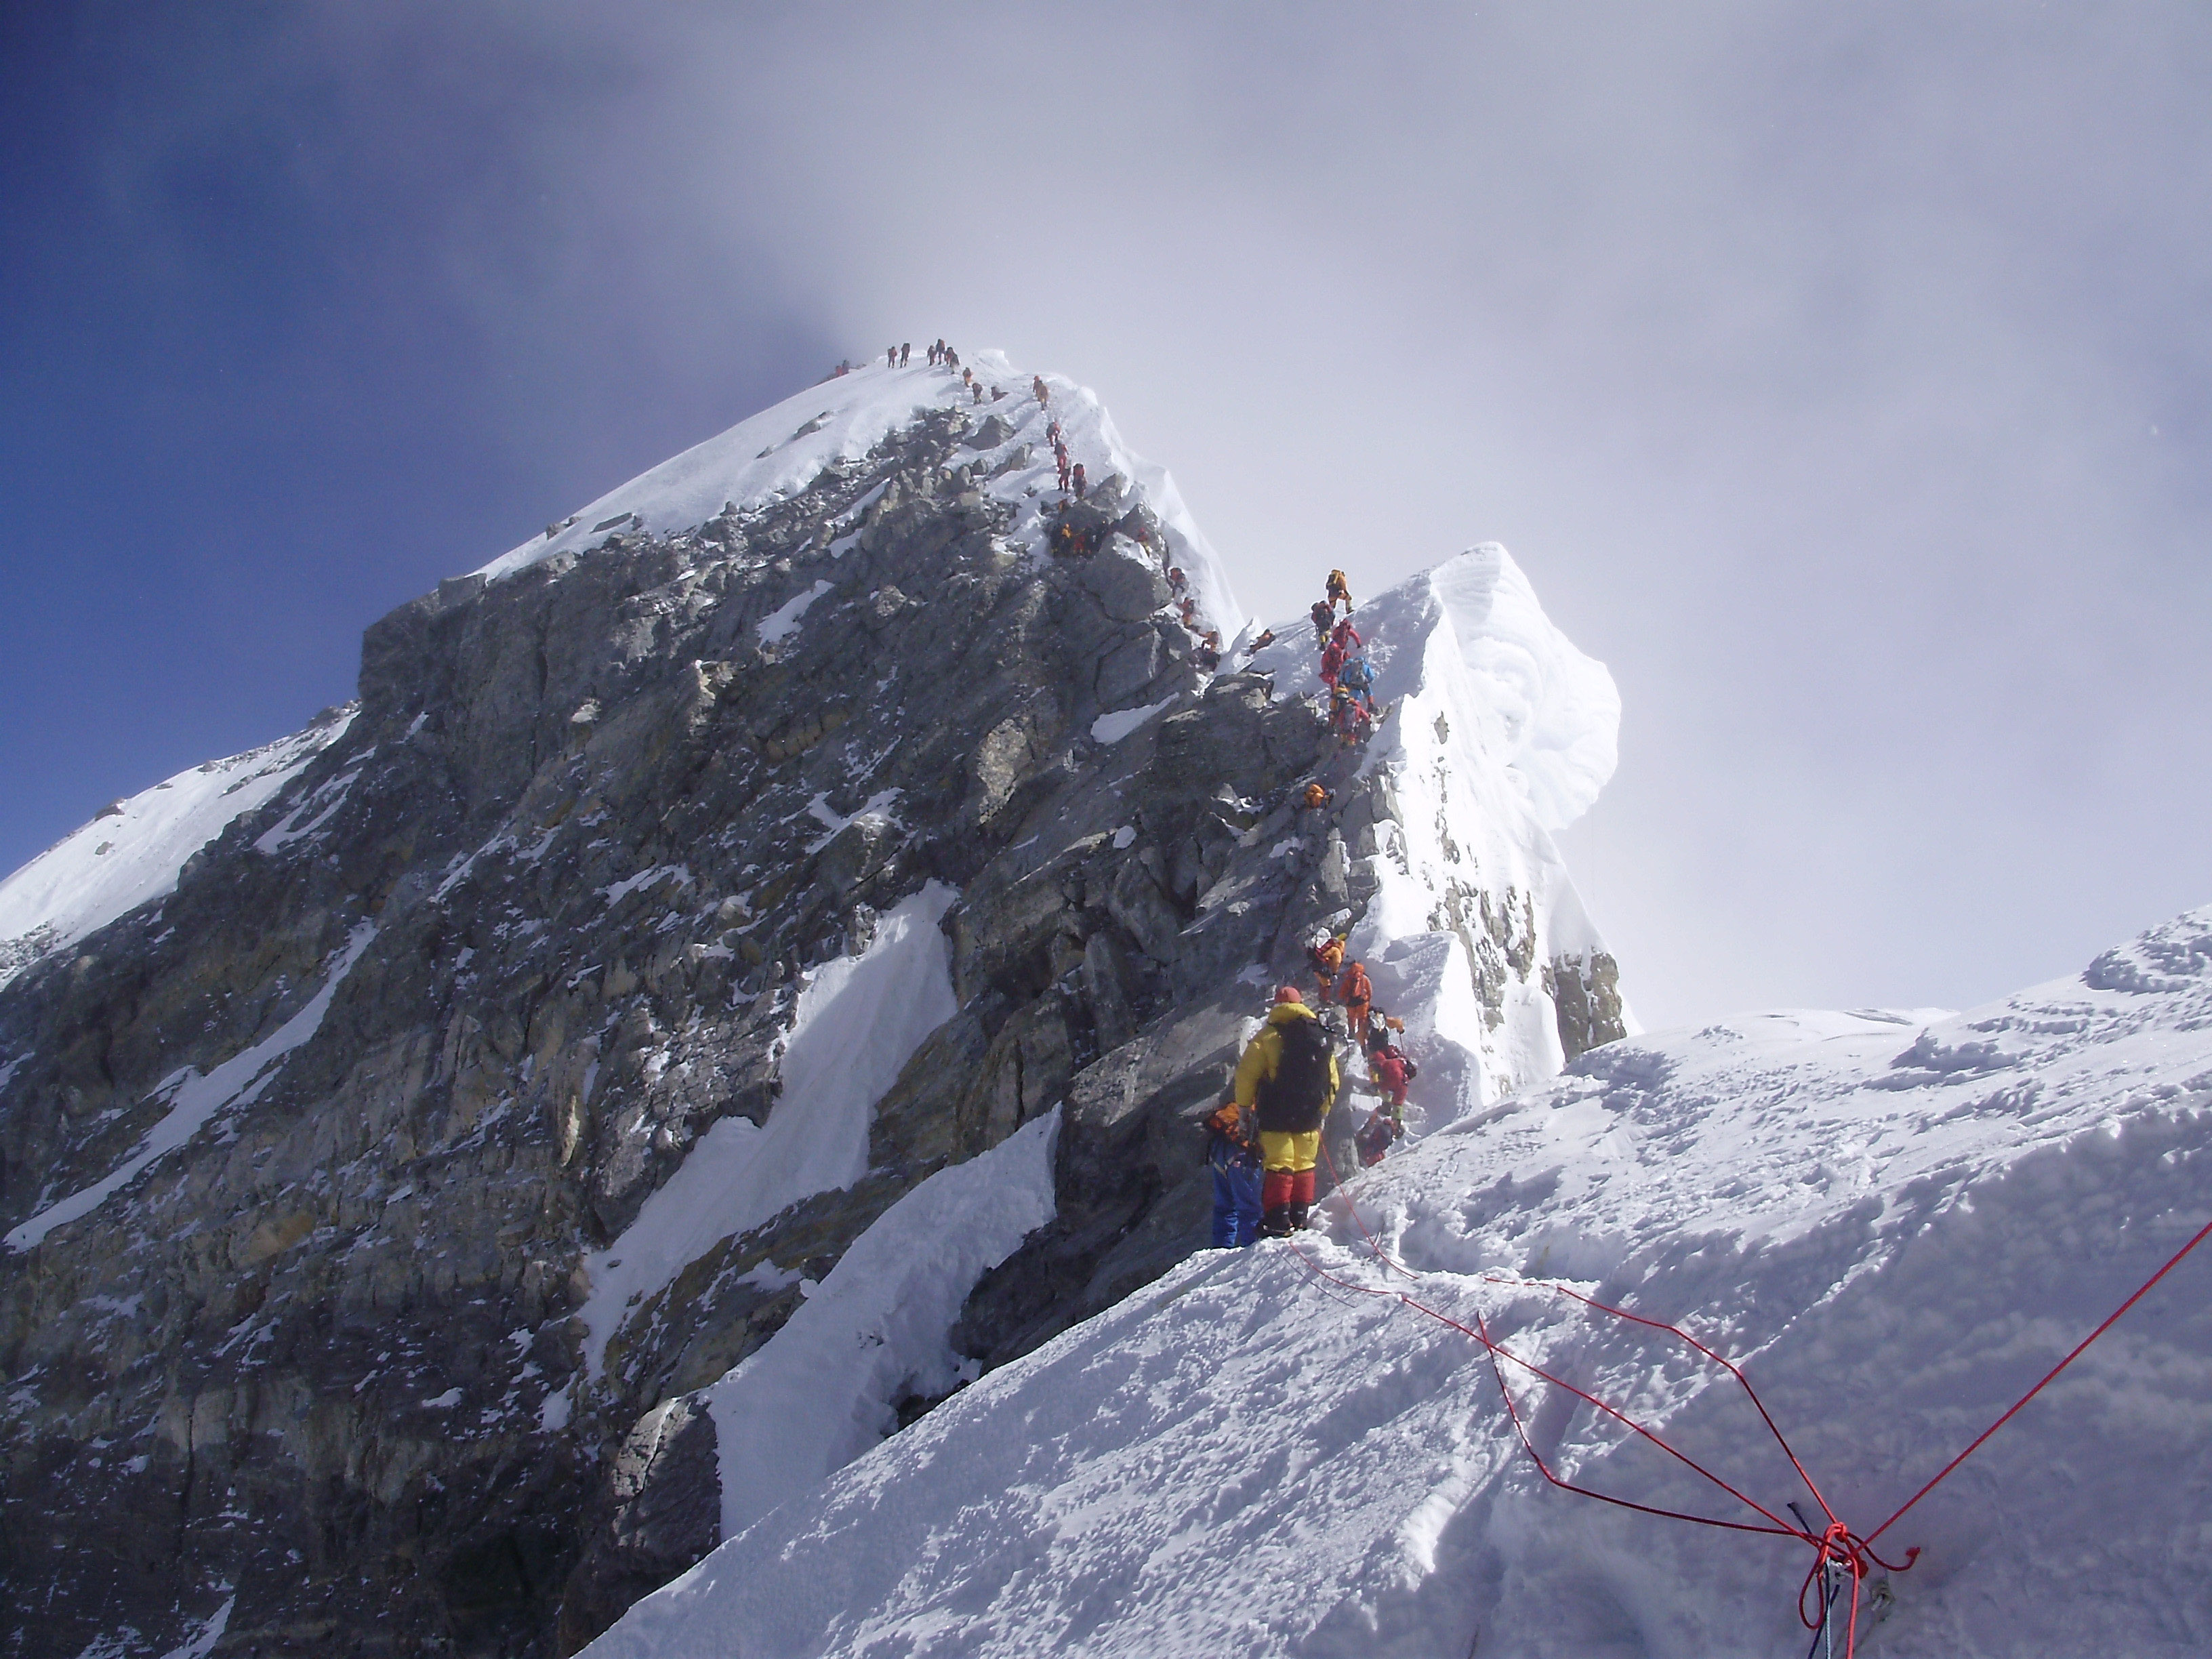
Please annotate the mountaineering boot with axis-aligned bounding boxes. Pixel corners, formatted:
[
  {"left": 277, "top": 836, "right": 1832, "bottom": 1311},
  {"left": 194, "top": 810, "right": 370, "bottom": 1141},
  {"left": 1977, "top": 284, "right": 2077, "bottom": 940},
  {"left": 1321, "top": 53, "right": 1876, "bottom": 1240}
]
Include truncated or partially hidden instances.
[
  {"left": 1286, "top": 1204, "right": 1311, "bottom": 1231},
  {"left": 1259, "top": 1206, "right": 1294, "bottom": 1239}
]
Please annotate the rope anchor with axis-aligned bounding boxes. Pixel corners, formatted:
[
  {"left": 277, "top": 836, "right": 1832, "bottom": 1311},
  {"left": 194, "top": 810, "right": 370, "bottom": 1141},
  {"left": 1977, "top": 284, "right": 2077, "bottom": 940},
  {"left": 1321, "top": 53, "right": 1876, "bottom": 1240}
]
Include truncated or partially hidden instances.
[{"left": 1286, "top": 1136, "right": 2212, "bottom": 1659}]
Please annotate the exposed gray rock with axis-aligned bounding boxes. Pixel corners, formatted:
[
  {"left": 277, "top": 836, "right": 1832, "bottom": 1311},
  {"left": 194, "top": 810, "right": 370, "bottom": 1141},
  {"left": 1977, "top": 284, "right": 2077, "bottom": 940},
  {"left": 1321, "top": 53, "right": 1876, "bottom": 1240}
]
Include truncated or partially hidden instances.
[
  {"left": 555, "top": 1396, "right": 720, "bottom": 1654},
  {"left": 1078, "top": 535, "right": 1170, "bottom": 623},
  {"left": 0, "top": 390, "right": 1622, "bottom": 1658},
  {"left": 1546, "top": 950, "right": 1629, "bottom": 1063}
]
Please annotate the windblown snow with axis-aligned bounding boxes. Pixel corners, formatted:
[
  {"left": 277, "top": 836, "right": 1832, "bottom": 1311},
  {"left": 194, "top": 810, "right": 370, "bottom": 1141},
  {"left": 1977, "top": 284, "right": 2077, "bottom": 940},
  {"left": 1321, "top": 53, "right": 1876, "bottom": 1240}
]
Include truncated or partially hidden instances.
[
  {"left": 588, "top": 907, "right": 2212, "bottom": 1659},
  {"left": 0, "top": 710, "right": 352, "bottom": 989}
]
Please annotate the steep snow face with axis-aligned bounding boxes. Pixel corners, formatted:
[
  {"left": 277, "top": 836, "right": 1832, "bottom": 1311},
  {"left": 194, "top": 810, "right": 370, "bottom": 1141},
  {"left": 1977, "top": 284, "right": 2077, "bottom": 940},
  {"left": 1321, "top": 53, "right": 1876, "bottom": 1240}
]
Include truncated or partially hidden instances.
[
  {"left": 576, "top": 882, "right": 961, "bottom": 1379},
  {"left": 703, "top": 1107, "right": 1060, "bottom": 1541},
  {"left": 585, "top": 906, "right": 2212, "bottom": 1659},
  {"left": 476, "top": 352, "right": 1246, "bottom": 649},
  {"left": 0, "top": 710, "right": 353, "bottom": 988},
  {"left": 1251, "top": 548, "right": 1625, "bottom": 1111}
]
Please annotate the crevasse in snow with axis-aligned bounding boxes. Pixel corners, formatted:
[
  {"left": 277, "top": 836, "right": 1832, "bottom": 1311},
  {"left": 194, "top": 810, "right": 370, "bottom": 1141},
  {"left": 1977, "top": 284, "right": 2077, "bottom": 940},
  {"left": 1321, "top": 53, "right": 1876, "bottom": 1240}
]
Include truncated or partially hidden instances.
[{"left": 582, "top": 905, "right": 2212, "bottom": 1659}]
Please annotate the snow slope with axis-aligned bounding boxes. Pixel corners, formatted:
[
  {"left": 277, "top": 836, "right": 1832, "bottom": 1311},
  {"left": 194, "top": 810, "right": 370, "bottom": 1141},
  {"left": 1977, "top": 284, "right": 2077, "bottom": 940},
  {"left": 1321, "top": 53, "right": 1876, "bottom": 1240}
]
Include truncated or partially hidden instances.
[
  {"left": 586, "top": 906, "right": 2212, "bottom": 1659},
  {"left": 474, "top": 352, "right": 1248, "bottom": 651},
  {"left": 0, "top": 710, "right": 352, "bottom": 989},
  {"left": 703, "top": 1107, "right": 1060, "bottom": 1540},
  {"left": 577, "top": 882, "right": 961, "bottom": 1379},
  {"left": 1253, "top": 545, "right": 1618, "bottom": 835},
  {"left": 1251, "top": 548, "right": 1626, "bottom": 1111}
]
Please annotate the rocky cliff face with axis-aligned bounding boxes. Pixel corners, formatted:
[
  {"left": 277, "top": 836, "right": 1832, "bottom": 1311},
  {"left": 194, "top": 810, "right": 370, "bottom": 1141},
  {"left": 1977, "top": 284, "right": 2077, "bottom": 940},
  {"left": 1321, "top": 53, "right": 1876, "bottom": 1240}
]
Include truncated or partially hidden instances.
[{"left": 0, "top": 356, "right": 1624, "bottom": 1658}]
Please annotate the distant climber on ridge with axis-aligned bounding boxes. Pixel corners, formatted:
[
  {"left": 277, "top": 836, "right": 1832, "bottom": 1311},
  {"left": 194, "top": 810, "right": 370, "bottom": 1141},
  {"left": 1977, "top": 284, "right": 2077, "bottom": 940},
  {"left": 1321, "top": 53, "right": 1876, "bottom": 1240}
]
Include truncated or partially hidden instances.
[
  {"left": 901, "top": 342, "right": 911, "bottom": 366},
  {"left": 1345, "top": 1026, "right": 1415, "bottom": 1168},
  {"left": 1355, "top": 1029, "right": 1413, "bottom": 1167},
  {"left": 1330, "top": 684, "right": 1376, "bottom": 748},
  {"left": 1319, "top": 634, "right": 1347, "bottom": 691},
  {"left": 1326, "top": 568, "right": 1353, "bottom": 615},
  {"left": 1336, "top": 958, "right": 1373, "bottom": 1040},
  {"left": 1072, "top": 463, "right": 1087, "bottom": 498},
  {"left": 1232, "top": 986, "right": 1340, "bottom": 1237},
  {"left": 1310, "top": 599, "right": 1334, "bottom": 647},
  {"left": 1033, "top": 375, "right": 1050, "bottom": 406},
  {"left": 1309, "top": 933, "right": 1345, "bottom": 1006}
]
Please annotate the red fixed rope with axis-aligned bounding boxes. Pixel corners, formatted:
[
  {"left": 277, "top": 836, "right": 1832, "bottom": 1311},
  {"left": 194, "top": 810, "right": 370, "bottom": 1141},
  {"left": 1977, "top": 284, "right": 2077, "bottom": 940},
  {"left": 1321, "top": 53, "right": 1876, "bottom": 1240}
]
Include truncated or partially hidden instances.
[
  {"left": 1279, "top": 1133, "right": 2211, "bottom": 1657},
  {"left": 1864, "top": 1208, "right": 2212, "bottom": 1547}
]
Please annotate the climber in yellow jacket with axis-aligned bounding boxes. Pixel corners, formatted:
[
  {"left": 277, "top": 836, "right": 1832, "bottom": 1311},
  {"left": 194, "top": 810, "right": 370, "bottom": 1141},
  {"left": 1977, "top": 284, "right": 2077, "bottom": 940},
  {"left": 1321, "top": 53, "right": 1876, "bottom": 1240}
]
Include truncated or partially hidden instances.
[{"left": 1232, "top": 987, "right": 1343, "bottom": 1235}]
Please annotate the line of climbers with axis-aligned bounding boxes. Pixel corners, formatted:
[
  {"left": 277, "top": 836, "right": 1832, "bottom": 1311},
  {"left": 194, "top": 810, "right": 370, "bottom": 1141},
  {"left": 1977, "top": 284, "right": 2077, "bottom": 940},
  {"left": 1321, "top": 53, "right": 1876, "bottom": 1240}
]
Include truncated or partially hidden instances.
[
  {"left": 1197, "top": 560, "right": 1410, "bottom": 1240},
  {"left": 1304, "top": 926, "right": 1415, "bottom": 1168},
  {"left": 881, "top": 348, "right": 1227, "bottom": 674},
  {"left": 1308, "top": 568, "right": 1378, "bottom": 749}
]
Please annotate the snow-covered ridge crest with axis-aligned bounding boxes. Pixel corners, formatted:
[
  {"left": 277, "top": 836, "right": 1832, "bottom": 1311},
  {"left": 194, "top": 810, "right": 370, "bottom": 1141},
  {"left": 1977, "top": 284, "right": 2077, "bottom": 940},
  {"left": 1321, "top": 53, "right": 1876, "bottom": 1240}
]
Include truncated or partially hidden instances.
[
  {"left": 1425, "top": 548, "right": 1619, "bottom": 832},
  {"left": 583, "top": 904, "right": 2212, "bottom": 1659},
  {"left": 0, "top": 707, "right": 354, "bottom": 989},
  {"left": 474, "top": 350, "right": 1246, "bottom": 648},
  {"left": 1249, "top": 548, "right": 1625, "bottom": 1113},
  {"left": 1257, "top": 546, "right": 1618, "bottom": 834}
]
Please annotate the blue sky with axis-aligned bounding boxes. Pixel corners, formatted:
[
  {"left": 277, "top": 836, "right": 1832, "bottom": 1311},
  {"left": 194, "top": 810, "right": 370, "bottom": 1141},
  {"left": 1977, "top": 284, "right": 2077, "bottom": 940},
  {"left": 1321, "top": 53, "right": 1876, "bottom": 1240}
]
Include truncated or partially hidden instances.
[{"left": 4, "top": 3, "right": 2208, "bottom": 1026}]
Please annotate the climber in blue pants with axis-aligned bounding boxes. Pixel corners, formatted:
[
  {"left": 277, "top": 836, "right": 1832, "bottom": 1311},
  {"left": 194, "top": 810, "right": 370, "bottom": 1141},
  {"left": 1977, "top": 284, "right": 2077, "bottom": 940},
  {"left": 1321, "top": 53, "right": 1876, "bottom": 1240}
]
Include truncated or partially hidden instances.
[{"left": 1205, "top": 1093, "right": 1265, "bottom": 1247}]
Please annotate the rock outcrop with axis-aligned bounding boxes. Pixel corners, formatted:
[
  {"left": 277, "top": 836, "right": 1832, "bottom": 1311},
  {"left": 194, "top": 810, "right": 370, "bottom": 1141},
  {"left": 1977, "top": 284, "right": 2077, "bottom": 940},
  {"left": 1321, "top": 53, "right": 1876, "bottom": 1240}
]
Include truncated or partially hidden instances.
[{"left": 0, "top": 356, "right": 1624, "bottom": 1657}]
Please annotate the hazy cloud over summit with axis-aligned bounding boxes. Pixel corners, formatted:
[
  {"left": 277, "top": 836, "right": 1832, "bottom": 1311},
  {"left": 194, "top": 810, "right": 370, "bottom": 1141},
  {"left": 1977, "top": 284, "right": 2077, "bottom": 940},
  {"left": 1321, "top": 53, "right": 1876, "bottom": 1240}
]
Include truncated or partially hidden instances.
[{"left": 3, "top": 1, "right": 2207, "bottom": 1023}]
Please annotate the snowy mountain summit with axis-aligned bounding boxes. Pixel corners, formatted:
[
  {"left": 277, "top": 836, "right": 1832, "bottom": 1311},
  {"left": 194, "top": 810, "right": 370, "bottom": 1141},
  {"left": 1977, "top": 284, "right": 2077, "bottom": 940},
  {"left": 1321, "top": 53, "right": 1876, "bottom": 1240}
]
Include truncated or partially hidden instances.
[{"left": 0, "top": 354, "right": 1629, "bottom": 1656}]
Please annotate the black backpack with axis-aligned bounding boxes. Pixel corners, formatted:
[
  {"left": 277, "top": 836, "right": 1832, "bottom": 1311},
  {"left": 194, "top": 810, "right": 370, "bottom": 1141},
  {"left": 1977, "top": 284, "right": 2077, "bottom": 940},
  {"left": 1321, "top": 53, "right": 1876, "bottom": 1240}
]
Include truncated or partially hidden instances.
[{"left": 1256, "top": 1015, "right": 1335, "bottom": 1133}]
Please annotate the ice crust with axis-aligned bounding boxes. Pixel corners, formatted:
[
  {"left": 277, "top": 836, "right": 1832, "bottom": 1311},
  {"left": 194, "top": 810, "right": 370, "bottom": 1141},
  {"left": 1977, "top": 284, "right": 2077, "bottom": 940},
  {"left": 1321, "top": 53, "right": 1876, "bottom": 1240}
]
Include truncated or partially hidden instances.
[
  {"left": 703, "top": 1107, "right": 1060, "bottom": 1541},
  {"left": 585, "top": 906, "right": 2212, "bottom": 1659}
]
